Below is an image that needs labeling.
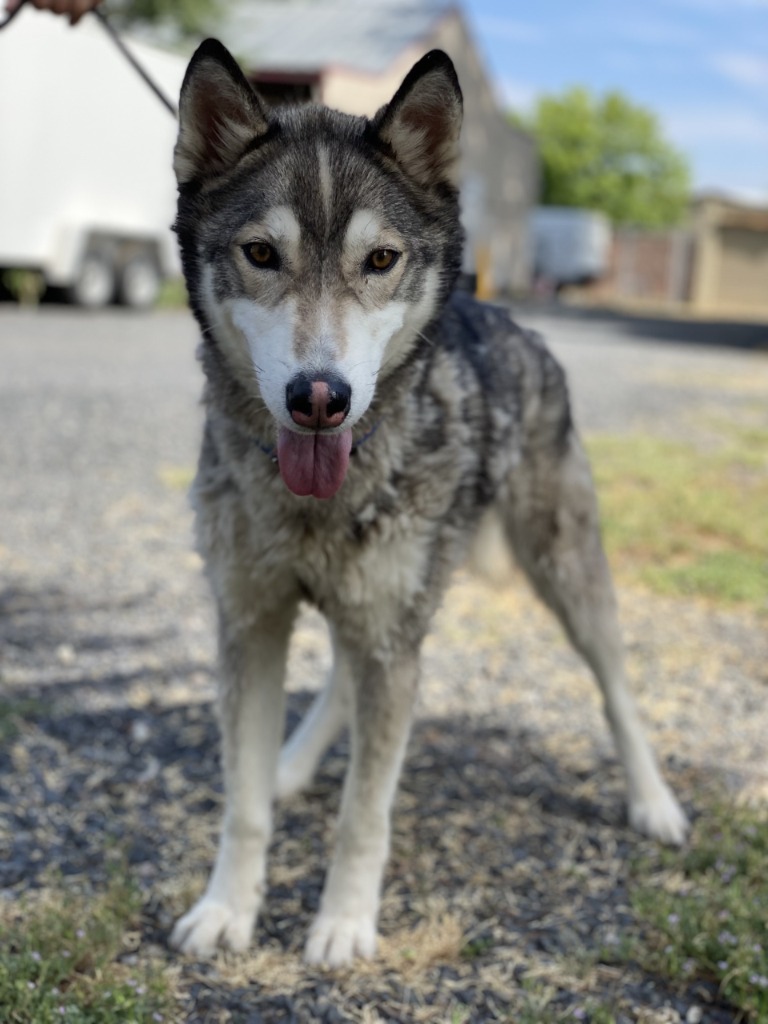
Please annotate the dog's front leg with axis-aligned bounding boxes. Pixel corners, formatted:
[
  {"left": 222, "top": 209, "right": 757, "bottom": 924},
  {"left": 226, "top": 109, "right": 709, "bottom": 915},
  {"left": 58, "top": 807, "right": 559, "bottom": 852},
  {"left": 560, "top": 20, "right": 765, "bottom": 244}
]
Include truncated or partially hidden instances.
[
  {"left": 305, "top": 649, "right": 418, "bottom": 966},
  {"left": 170, "top": 612, "right": 294, "bottom": 956}
]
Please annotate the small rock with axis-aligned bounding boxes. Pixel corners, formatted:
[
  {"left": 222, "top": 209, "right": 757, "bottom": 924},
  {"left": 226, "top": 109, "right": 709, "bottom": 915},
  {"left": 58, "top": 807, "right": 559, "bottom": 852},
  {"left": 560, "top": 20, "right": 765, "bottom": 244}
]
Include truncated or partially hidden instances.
[
  {"left": 136, "top": 754, "right": 160, "bottom": 784},
  {"left": 130, "top": 720, "right": 151, "bottom": 744},
  {"left": 55, "top": 643, "right": 76, "bottom": 665},
  {"left": 686, "top": 1009, "right": 703, "bottom": 1024}
]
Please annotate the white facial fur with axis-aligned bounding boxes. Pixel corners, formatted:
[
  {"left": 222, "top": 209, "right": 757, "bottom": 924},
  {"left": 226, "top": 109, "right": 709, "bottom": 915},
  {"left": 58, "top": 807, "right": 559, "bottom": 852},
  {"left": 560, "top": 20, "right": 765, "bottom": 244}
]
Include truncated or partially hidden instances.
[{"left": 202, "top": 207, "right": 440, "bottom": 433}]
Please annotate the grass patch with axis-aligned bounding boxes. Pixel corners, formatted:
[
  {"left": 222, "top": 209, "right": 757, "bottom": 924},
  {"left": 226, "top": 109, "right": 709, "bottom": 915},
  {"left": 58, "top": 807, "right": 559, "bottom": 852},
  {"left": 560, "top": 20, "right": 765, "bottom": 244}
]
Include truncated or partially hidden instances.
[
  {"left": 0, "top": 873, "right": 173, "bottom": 1024},
  {"left": 630, "top": 802, "right": 768, "bottom": 1021},
  {"left": 644, "top": 550, "right": 766, "bottom": 605},
  {"left": 1, "top": 269, "right": 45, "bottom": 306},
  {"left": 0, "top": 696, "right": 44, "bottom": 744},
  {"left": 156, "top": 464, "right": 194, "bottom": 492},
  {"left": 517, "top": 980, "right": 561, "bottom": 1023},
  {"left": 155, "top": 277, "right": 188, "bottom": 310},
  {"left": 460, "top": 934, "right": 495, "bottom": 960},
  {"left": 515, "top": 980, "right": 619, "bottom": 1023},
  {"left": 586, "top": 431, "right": 768, "bottom": 609}
]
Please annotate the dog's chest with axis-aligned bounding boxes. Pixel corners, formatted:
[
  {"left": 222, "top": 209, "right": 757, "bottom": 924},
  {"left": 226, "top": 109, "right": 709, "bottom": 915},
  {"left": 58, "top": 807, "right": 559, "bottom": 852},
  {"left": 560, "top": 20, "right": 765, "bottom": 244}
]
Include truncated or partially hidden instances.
[
  {"left": 198, "top": 428, "right": 464, "bottom": 640},
  {"left": 282, "top": 480, "right": 438, "bottom": 610}
]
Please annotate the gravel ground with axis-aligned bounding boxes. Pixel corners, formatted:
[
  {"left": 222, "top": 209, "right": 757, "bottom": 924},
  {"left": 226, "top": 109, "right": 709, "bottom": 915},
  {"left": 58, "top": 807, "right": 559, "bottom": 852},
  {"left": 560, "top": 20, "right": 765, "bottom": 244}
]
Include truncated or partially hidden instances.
[{"left": 1, "top": 304, "right": 766, "bottom": 1023}]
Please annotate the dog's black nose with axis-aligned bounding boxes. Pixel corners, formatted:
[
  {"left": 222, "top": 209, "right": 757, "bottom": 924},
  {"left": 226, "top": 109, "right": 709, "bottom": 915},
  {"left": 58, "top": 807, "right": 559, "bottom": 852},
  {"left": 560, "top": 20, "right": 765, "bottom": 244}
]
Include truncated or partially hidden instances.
[
  {"left": 286, "top": 373, "right": 351, "bottom": 429},
  {"left": 285, "top": 376, "right": 314, "bottom": 420}
]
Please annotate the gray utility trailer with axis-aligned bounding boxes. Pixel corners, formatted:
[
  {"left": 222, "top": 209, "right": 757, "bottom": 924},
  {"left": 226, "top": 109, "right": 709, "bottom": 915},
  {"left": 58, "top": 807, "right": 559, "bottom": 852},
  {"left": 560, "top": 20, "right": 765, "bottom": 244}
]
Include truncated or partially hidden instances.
[
  {"left": 0, "top": 8, "right": 184, "bottom": 307},
  {"left": 531, "top": 206, "right": 611, "bottom": 290}
]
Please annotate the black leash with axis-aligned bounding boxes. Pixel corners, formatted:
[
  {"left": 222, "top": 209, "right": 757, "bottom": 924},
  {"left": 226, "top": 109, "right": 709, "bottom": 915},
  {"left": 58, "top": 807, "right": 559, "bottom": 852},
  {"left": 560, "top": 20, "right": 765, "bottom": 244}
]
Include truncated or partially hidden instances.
[
  {"left": 92, "top": 8, "right": 177, "bottom": 117},
  {"left": 0, "top": 0, "right": 177, "bottom": 118},
  {"left": 0, "top": 0, "right": 24, "bottom": 27}
]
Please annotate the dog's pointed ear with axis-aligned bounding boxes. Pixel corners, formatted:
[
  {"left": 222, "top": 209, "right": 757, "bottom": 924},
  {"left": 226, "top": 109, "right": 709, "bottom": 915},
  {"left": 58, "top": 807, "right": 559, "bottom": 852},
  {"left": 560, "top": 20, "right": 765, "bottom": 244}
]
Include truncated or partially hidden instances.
[
  {"left": 174, "top": 38, "right": 271, "bottom": 185},
  {"left": 372, "top": 50, "right": 462, "bottom": 186}
]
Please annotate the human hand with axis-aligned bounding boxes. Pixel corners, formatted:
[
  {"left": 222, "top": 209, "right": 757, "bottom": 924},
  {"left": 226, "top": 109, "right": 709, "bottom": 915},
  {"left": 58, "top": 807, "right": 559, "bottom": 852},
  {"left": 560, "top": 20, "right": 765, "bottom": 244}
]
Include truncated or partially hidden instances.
[{"left": 4, "top": 0, "right": 103, "bottom": 26}]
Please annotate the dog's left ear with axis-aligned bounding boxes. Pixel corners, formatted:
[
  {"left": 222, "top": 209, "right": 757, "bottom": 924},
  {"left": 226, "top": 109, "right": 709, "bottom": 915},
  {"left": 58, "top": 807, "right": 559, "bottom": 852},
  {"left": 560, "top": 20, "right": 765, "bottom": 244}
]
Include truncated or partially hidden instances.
[
  {"left": 174, "top": 38, "right": 271, "bottom": 185},
  {"left": 372, "top": 50, "right": 463, "bottom": 186}
]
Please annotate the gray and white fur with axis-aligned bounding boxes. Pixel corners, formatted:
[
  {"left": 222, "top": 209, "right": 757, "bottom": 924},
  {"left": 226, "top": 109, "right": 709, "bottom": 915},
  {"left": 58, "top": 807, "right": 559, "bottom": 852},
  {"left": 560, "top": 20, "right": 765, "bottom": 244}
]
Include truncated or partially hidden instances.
[{"left": 168, "top": 40, "right": 688, "bottom": 967}]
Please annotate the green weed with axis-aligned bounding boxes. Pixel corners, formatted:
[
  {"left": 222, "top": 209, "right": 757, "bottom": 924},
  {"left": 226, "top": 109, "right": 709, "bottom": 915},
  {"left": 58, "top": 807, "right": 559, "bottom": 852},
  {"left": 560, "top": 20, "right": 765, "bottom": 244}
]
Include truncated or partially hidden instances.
[
  {"left": 0, "top": 696, "right": 44, "bottom": 744},
  {"left": 0, "top": 874, "right": 173, "bottom": 1024},
  {"left": 516, "top": 979, "right": 560, "bottom": 1023},
  {"left": 156, "top": 464, "right": 194, "bottom": 491},
  {"left": 1, "top": 269, "right": 45, "bottom": 306},
  {"left": 460, "top": 935, "right": 495, "bottom": 959},
  {"left": 155, "top": 277, "right": 188, "bottom": 310},
  {"left": 631, "top": 803, "right": 768, "bottom": 1021}
]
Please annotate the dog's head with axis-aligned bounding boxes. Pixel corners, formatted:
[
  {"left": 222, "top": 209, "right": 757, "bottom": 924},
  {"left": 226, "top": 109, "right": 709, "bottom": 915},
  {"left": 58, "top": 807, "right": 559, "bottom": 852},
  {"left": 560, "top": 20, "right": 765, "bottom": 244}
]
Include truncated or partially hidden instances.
[{"left": 174, "top": 40, "right": 463, "bottom": 498}]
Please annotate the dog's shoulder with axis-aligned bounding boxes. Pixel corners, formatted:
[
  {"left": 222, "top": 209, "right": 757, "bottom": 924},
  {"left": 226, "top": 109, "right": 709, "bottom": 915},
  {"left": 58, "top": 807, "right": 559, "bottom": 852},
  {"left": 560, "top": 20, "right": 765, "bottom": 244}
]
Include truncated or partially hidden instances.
[
  {"left": 436, "top": 290, "right": 573, "bottom": 453},
  {"left": 436, "top": 291, "right": 566, "bottom": 398},
  {"left": 442, "top": 290, "right": 548, "bottom": 357}
]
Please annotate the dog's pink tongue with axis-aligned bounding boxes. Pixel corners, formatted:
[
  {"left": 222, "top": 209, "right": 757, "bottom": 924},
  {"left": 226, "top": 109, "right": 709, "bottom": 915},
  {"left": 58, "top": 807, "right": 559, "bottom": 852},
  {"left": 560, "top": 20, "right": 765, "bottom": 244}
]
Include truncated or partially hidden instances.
[{"left": 277, "top": 428, "right": 353, "bottom": 499}]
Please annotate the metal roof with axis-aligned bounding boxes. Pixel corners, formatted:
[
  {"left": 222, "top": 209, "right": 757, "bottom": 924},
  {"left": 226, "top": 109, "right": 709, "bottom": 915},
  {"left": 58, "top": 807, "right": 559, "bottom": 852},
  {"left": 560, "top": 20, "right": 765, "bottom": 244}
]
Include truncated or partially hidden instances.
[{"left": 217, "top": 0, "right": 455, "bottom": 75}]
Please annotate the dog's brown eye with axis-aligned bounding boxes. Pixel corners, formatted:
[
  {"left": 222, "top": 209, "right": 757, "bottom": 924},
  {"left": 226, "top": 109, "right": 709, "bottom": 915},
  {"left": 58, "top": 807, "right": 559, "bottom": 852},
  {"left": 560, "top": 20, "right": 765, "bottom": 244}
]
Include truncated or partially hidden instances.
[
  {"left": 243, "top": 242, "right": 279, "bottom": 269},
  {"left": 366, "top": 249, "right": 399, "bottom": 274}
]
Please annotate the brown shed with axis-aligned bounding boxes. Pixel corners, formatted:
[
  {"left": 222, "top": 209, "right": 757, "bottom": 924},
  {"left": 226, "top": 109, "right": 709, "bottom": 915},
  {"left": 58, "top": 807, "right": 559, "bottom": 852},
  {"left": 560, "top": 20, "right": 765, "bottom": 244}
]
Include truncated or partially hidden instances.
[{"left": 689, "top": 196, "right": 768, "bottom": 317}]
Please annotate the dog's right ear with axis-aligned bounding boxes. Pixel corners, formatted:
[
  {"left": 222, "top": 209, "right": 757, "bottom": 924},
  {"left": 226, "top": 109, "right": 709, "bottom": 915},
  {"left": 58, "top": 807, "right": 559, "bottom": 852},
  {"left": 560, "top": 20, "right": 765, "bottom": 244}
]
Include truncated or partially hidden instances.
[
  {"left": 174, "top": 39, "right": 271, "bottom": 185},
  {"left": 371, "top": 50, "right": 463, "bottom": 187}
]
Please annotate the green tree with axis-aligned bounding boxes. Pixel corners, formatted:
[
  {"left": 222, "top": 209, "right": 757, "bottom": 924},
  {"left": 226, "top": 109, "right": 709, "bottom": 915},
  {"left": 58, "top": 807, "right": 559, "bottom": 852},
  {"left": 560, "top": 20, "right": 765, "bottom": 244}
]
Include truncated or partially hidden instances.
[
  {"left": 107, "top": 0, "right": 225, "bottom": 40},
  {"left": 514, "top": 87, "right": 691, "bottom": 227}
]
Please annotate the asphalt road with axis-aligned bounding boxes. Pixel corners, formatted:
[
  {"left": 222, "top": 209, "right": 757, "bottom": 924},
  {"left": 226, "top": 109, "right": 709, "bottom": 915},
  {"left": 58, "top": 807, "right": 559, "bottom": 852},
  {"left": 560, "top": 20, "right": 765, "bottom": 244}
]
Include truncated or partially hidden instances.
[
  {"left": 0, "top": 307, "right": 202, "bottom": 591},
  {"left": 2, "top": 302, "right": 766, "bottom": 591}
]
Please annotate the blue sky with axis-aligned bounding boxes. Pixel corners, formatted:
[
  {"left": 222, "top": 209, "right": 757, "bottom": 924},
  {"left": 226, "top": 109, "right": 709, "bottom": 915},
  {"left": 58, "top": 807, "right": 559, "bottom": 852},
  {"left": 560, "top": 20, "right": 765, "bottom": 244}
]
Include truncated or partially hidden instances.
[{"left": 462, "top": 0, "right": 768, "bottom": 202}]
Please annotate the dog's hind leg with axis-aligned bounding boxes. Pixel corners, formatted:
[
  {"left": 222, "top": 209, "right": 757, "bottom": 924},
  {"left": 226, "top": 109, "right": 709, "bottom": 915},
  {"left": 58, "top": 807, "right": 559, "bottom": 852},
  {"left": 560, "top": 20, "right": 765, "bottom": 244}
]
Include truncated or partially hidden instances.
[
  {"left": 502, "top": 431, "right": 689, "bottom": 845},
  {"left": 276, "top": 628, "right": 352, "bottom": 800},
  {"left": 170, "top": 603, "right": 296, "bottom": 956},
  {"left": 304, "top": 646, "right": 418, "bottom": 966}
]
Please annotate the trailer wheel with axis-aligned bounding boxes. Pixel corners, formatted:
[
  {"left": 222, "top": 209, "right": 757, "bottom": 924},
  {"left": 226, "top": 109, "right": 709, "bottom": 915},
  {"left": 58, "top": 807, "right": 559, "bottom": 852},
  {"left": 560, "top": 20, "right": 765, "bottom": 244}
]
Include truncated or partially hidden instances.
[
  {"left": 118, "top": 253, "right": 161, "bottom": 309},
  {"left": 68, "top": 250, "right": 117, "bottom": 308}
]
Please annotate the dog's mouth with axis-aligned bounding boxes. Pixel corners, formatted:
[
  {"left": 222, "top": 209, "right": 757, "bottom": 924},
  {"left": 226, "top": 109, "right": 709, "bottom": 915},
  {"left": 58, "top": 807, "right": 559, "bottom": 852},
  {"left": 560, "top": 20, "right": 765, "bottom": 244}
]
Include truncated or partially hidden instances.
[{"left": 277, "top": 426, "right": 353, "bottom": 500}]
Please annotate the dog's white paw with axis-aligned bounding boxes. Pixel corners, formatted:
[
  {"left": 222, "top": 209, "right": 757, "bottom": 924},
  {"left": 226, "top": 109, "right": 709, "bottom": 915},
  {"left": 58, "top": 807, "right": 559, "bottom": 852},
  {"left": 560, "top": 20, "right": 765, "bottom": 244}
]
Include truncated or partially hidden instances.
[
  {"left": 304, "top": 912, "right": 378, "bottom": 967},
  {"left": 169, "top": 897, "right": 256, "bottom": 956},
  {"left": 630, "top": 787, "right": 689, "bottom": 846},
  {"left": 275, "top": 753, "right": 313, "bottom": 801}
]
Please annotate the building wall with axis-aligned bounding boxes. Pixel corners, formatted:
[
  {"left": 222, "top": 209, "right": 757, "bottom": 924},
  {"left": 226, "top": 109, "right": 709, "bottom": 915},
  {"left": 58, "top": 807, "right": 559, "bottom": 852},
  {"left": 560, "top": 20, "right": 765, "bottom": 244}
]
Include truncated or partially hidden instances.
[
  {"left": 602, "top": 229, "right": 692, "bottom": 304},
  {"left": 717, "top": 228, "right": 768, "bottom": 309},
  {"left": 584, "top": 198, "right": 768, "bottom": 320},
  {"left": 320, "top": 44, "right": 426, "bottom": 117},
  {"left": 319, "top": 11, "right": 538, "bottom": 293},
  {"left": 689, "top": 199, "right": 768, "bottom": 316}
]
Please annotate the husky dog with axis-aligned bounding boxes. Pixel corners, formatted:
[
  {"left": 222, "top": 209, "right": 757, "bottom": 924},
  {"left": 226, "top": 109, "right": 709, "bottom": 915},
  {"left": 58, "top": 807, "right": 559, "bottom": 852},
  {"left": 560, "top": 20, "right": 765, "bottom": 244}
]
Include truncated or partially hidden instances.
[{"left": 168, "top": 40, "right": 688, "bottom": 966}]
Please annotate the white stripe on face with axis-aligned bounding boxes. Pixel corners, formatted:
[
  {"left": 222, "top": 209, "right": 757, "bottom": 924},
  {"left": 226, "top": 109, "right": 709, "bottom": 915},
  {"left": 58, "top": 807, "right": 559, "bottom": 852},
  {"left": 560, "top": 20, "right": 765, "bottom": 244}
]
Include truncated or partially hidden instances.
[
  {"left": 202, "top": 262, "right": 296, "bottom": 425},
  {"left": 260, "top": 206, "right": 301, "bottom": 248},
  {"left": 343, "top": 209, "right": 389, "bottom": 260},
  {"left": 317, "top": 145, "right": 333, "bottom": 222},
  {"left": 335, "top": 266, "right": 440, "bottom": 423},
  {"left": 339, "top": 301, "right": 407, "bottom": 422},
  {"left": 234, "top": 205, "right": 302, "bottom": 271},
  {"left": 227, "top": 293, "right": 301, "bottom": 429}
]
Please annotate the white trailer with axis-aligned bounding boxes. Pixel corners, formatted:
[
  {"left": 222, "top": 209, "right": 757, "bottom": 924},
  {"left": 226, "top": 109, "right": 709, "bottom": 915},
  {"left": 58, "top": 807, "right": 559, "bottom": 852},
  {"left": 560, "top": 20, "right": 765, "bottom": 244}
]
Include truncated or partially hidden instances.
[
  {"left": 531, "top": 206, "right": 611, "bottom": 290},
  {"left": 0, "top": 8, "right": 185, "bottom": 307}
]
